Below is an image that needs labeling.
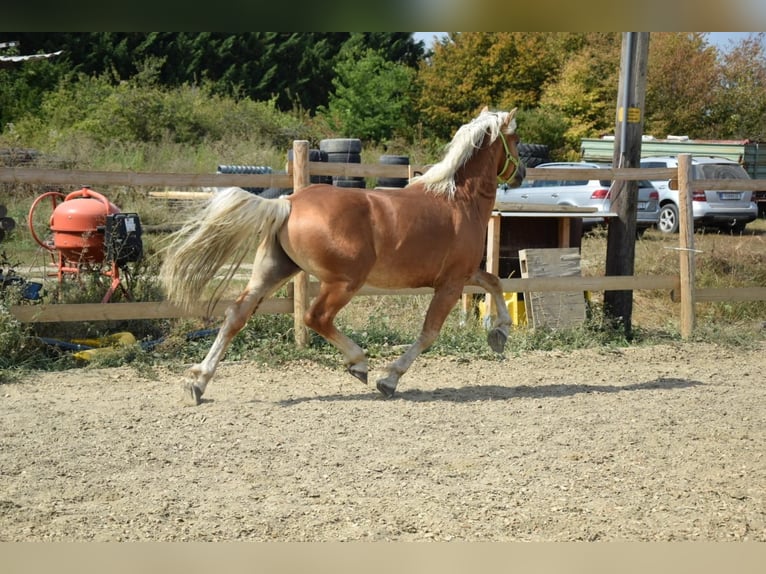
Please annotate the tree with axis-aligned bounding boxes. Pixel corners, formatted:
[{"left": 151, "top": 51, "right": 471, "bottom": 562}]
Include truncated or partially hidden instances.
[
  {"left": 0, "top": 58, "right": 62, "bottom": 134},
  {"left": 644, "top": 32, "right": 718, "bottom": 138},
  {"left": 538, "top": 33, "right": 621, "bottom": 150},
  {"left": 415, "top": 32, "right": 592, "bottom": 140},
  {"left": 0, "top": 33, "right": 425, "bottom": 121},
  {"left": 515, "top": 106, "right": 574, "bottom": 160},
  {"left": 415, "top": 33, "right": 499, "bottom": 138},
  {"left": 319, "top": 47, "right": 416, "bottom": 142},
  {"left": 708, "top": 33, "right": 766, "bottom": 140}
]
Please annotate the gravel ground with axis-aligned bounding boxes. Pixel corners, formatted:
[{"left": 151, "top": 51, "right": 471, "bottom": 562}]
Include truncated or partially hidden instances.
[{"left": 1, "top": 341, "right": 764, "bottom": 541}]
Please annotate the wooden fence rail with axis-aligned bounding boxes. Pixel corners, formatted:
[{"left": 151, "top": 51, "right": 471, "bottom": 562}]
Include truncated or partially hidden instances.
[
  {"left": 5, "top": 148, "right": 766, "bottom": 340},
  {"left": 8, "top": 275, "right": 681, "bottom": 323}
]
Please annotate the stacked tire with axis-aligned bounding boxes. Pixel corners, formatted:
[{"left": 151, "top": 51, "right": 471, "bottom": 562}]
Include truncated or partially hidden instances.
[
  {"left": 320, "top": 138, "right": 365, "bottom": 188},
  {"left": 286, "top": 148, "right": 332, "bottom": 185},
  {"left": 517, "top": 143, "right": 550, "bottom": 168},
  {"left": 376, "top": 155, "right": 410, "bottom": 188}
]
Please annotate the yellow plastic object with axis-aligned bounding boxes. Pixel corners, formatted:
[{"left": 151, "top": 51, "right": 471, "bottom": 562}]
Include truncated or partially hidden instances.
[
  {"left": 479, "top": 292, "right": 592, "bottom": 329},
  {"left": 71, "top": 332, "right": 136, "bottom": 361},
  {"left": 478, "top": 293, "right": 527, "bottom": 327}
]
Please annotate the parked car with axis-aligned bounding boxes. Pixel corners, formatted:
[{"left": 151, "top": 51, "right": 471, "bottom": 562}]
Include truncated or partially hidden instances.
[
  {"left": 497, "top": 162, "right": 660, "bottom": 234},
  {"left": 639, "top": 156, "right": 758, "bottom": 233}
]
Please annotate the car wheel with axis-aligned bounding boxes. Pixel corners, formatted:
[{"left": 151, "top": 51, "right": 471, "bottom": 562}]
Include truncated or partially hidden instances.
[{"left": 658, "top": 203, "right": 679, "bottom": 234}]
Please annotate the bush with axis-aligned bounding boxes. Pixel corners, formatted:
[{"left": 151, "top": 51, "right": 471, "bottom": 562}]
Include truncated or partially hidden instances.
[{"left": 5, "top": 72, "right": 317, "bottom": 153}]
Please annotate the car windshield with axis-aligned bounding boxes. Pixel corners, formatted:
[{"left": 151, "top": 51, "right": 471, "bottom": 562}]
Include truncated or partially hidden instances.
[{"left": 693, "top": 164, "right": 749, "bottom": 180}]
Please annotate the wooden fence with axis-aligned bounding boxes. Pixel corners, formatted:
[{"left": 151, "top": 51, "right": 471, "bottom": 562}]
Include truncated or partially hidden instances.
[{"left": 5, "top": 146, "right": 766, "bottom": 340}]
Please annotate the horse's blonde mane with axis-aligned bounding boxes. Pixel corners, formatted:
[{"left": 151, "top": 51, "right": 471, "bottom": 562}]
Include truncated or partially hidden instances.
[{"left": 411, "top": 109, "right": 517, "bottom": 199}]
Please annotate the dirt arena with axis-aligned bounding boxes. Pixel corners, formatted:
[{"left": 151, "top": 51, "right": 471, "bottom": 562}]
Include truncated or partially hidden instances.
[{"left": 1, "top": 340, "right": 764, "bottom": 541}]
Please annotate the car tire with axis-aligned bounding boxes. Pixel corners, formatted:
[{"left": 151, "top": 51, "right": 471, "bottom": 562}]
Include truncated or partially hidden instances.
[{"left": 658, "top": 203, "right": 679, "bottom": 234}]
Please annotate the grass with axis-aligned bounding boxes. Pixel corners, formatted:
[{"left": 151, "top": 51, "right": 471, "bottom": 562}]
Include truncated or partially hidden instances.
[{"left": 581, "top": 218, "right": 766, "bottom": 342}]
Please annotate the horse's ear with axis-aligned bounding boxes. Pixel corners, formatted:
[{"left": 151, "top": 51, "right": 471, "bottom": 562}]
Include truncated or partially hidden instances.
[
  {"left": 503, "top": 108, "right": 518, "bottom": 129},
  {"left": 480, "top": 106, "right": 489, "bottom": 114}
]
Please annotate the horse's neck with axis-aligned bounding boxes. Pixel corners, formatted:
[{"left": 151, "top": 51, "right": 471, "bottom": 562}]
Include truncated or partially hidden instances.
[{"left": 457, "top": 142, "right": 502, "bottom": 206}]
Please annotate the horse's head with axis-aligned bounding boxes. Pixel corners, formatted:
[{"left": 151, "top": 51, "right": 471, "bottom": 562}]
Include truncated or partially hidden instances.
[{"left": 495, "top": 108, "right": 525, "bottom": 189}]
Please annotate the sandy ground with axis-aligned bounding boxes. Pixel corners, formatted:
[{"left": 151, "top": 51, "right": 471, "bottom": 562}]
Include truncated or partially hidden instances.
[{"left": 1, "top": 341, "right": 764, "bottom": 541}]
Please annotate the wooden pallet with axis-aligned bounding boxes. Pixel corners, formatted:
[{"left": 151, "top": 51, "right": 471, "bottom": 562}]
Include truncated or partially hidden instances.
[{"left": 519, "top": 247, "right": 586, "bottom": 329}]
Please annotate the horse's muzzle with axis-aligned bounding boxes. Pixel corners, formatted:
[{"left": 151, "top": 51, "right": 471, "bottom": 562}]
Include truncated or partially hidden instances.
[{"left": 506, "top": 163, "right": 526, "bottom": 188}]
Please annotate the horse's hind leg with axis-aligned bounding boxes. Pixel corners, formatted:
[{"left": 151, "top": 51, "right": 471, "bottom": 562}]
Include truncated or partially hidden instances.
[
  {"left": 182, "top": 241, "right": 299, "bottom": 406},
  {"left": 376, "top": 283, "right": 463, "bottom": 398},
  {"left": 466, "top": 269, "right": 511, "bottom": 353},
  {"left": 304, "top": 281, "right": 368, "bottom": 384}
]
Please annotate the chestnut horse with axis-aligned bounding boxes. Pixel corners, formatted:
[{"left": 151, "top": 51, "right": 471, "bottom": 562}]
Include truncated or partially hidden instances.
[{"left": 160, "top": 107, "right": 525, "bottom": 405}]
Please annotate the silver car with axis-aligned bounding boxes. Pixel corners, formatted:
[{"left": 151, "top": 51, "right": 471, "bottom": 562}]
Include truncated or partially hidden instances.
[
  {"left": 497, "top": 162, "right": 660, "bottom": 233},
  {"left": 640, "top": 156, "right": 758, "bottom": 233}
]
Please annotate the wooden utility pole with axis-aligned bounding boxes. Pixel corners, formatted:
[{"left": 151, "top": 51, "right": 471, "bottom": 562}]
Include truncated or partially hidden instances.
[{"left": 604, "top": 32, "right": 650, "bottom": 338}]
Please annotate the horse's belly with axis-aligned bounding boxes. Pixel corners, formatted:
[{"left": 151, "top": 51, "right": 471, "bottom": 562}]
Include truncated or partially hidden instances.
[{"left": 364, "top": 258, "right": 447, "bottom": 290}]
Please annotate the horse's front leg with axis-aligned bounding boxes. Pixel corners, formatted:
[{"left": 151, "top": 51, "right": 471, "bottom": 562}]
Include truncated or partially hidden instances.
[
  {"left": 376, "top": 283, "right": 462, "bottom": 398},
  {"left": 466, "top": 269, "right": 511, "bottom": 353}
]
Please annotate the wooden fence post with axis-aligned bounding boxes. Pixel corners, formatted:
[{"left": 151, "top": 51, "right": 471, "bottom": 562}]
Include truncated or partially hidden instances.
[
  {"left": 292, "top": 140, "right": 310, "bottom": 347},
  {"left": 677, "top": 153, "right": 696, "bottom": 338},
  {"left": 484, "top": 214, "right": 502, "bottom": 316}
]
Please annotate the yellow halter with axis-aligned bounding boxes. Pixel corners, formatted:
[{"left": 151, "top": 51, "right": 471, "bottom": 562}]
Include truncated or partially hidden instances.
[{"left": 497, "top": 131, "right": 521, "bottom": 184}]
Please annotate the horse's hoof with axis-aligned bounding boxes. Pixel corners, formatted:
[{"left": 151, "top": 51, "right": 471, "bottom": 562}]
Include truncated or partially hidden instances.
[
  {"left": 348, "top": 366, "right": 368, "bottom": 385},
  {"left": 376, "top": 378, "right": 397, "bottom": 398},
  {"left": 487, "top": 328, "right": 507, "bottom": 354},
  {"left": 183, "top": 383, "right": 203, "bottom": 406}
]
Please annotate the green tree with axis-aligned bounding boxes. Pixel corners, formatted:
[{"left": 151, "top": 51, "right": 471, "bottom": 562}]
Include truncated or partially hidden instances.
[
  {"left": 0, "top": 32, "right": 425, "bottom": 125},
  {"left": 538, "top": 33, "right": 621, "bottom": 151},
  {"left": 708, "top": 33, "right": 766, "bottom": 140},
  {"left": 415, "top": 32, "right": 494, "bottom": 138},
  {"left": 415, "top": 32, "right": 585, "bottom": 140},
  {"left": 319, "top": 47, "right": 416, "bottom": 142},
  {"left": 516, "top": 106, "right": 573, "bottom": 160},
  {"left": 644, "top": 32, "right": 718, "bottom": 138},
  {"left": 0, "top": 58, "right": 62, "bottom": 135}
]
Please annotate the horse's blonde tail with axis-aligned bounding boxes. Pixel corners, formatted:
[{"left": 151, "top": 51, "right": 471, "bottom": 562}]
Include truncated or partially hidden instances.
[{"left": 159, "top": 187, "right": 292, "bottom": 311}]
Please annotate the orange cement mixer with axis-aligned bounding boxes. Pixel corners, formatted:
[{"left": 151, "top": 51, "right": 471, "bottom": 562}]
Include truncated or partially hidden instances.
[{"left": 28, "top": 187, "right": 142, "bottom": 302}]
